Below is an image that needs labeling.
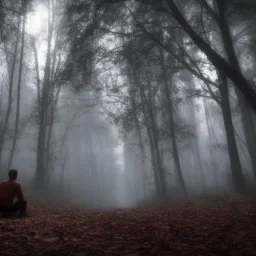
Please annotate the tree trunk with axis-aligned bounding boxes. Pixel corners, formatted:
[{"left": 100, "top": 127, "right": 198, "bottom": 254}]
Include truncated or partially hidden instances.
[
  {"left": 0, "top": 81, "right": 3, "bottom": 120},
  {"left": 218, "top": 72, "right": 246, "bottom": 192},
  {"left": 216, "top": 0, "right": 256, "bottom": 180},
  {"left": 131, "top": 66, "right": 162, "bottom": 197},
  {"left": 144, "top": 69, "right": 167, "bottom": 198},
  {"left": 184, "top": 71, "right": 206, "bottom": 193},
  {"left": 44, "top": 85, "right": 61, "bottom": 184},
  {"left": 138, "top": 79, "right": 161, "bottom": 196},
  {"left": 0, "top": 15, "right": 21, "bottom": 170},
  {"left": 35, "top": 114, "right": 46, "bottom": 189},
  {"left": 32, "top": 37, "right": 46, "bottom": 189},
  {"left": 203, "top": 97, "right": 219, "bottom": 187},
  {"left": 31, "top": 38, "right": 41, "bottom": 103},
  {"left": 159, "top": 49, "right": 187, "bottom": 196},
  {"left": 128, "top": 78, "right": 147, "bottom": 198},
  {"left": 87, "top": 132, "right": 100, "bottom": 207},
  {"left": 8, "top": 10, "right": 26, "bottom": 169}
]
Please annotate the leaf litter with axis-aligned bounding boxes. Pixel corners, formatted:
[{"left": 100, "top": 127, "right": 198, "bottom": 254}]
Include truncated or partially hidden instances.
[{"left": 0, "top": 199, "right": 256, "bottom": 255}]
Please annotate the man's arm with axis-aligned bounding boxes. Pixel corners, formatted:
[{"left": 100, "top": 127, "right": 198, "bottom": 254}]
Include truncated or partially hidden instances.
[{"left": 16, "top": 184, "right": 24, "bottom": 202}]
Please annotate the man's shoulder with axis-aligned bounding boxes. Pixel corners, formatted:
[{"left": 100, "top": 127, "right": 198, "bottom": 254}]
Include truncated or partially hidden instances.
[
  {"left": 2, "top": 180, "right": 21, "bottom": 186},
  {"left": 14, "top": 181, "right": 21, "bottom": 187},
  {"left": 10, "top": 181, "right": 22, "bottom": 190}
]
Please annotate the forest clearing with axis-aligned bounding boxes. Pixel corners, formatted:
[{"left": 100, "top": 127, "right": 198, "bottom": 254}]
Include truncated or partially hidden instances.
[
  {"left": 1, "top": 198, "right": 256, "bottom": 256},
  {"left": 1, "top": 0, "right": 256, "bottom": 255}
]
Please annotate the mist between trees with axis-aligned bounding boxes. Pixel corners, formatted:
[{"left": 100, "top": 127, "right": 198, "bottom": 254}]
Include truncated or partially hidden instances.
[{"left": 0, "top": 0, "right": 256, "bottom": 208}]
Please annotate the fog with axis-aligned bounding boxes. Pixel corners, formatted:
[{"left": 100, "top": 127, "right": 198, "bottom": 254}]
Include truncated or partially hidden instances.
[{"left": 0, "top": 0, "right": 256, "bottom": 209}]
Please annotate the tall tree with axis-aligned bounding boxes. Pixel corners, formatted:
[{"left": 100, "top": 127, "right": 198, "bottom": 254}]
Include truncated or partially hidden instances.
[
  {"left": 34, "top": 0, "right": 66, "bottom": 189},
  {"left": 7, "top": 0, "right": 28, "bottom": 169},
  {"left": 0, "top": 1, "right": 23, "bottom": 170}
]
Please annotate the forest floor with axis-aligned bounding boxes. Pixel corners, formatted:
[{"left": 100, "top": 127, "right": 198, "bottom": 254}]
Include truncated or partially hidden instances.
[{"left": 0, "top": 197, "right": 256, "bottom": 256}]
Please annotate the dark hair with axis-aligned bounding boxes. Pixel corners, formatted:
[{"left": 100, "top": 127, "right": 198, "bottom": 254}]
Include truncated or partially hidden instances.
[{"left": 8, "top": 169, "right": 18, "bottom": 180}]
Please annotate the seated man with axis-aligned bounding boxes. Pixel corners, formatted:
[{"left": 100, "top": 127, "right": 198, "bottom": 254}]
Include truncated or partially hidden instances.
[{"left": 0, "top": 169, "right": 27, "bottom": 218}]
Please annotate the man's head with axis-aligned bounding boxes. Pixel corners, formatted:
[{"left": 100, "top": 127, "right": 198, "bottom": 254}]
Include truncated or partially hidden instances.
[{"left": 8, "top": 169, "right": 18, "bottom": 181}]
